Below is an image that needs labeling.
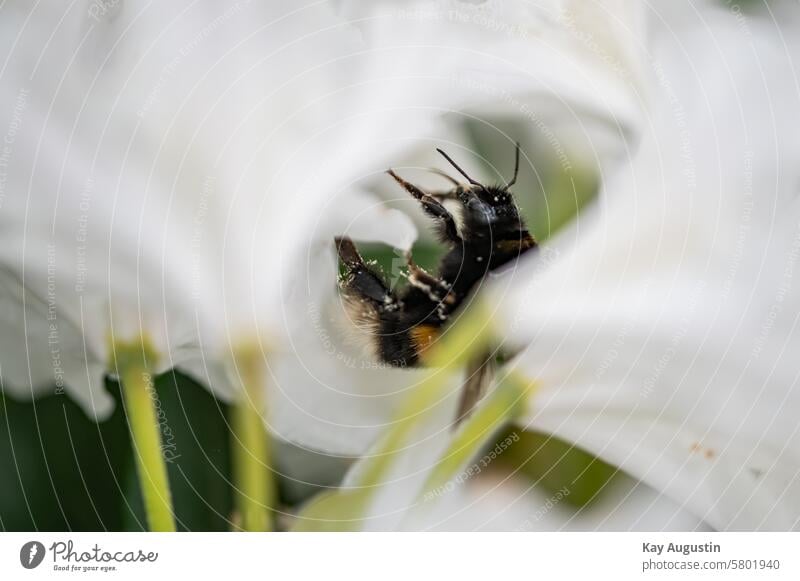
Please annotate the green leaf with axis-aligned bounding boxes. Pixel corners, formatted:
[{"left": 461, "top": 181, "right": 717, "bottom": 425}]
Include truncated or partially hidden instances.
[
  {"left": 290, "top": 490, "right": 367, "bottom": 532},
  {"left": 494, "top": 428, "right": 620, "bottom": 508},
  {"left": 0, "top": 380, "right": 131, "bottom": 531},
  {"left": 0, "top": 368, "right": 235, "bottom": 531}
]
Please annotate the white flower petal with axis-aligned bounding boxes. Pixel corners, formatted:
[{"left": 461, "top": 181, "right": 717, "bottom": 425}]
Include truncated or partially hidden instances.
[
  {"left": 0, "top": 1, "right": 461, "bottom": 411},
  {"left": 401, "top": 473, "right": 710, "bottom": 531},
  {"left": 0, "top": 267, "right": 112, "bottom": 417},
  {"left": 271, "top": 0, "right": 647, "bottom": 455},
  {"left": 499, "top": 4, "right": 800, "bottom": 530}
]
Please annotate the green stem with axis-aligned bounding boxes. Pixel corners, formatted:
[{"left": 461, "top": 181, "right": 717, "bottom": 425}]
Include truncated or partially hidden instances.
[
  {"left": 293, "top": 301, "right": 498, "bottom": 531},
  {"left": 291, "top": 365, "right": 452, "bottom": 532},
  {"left": 116, "top": 340, "right": 176, "bottom": 532},
  {"left": 353, "top": 302, "right": 495, "bottom": 491},
  {"left": 232, "top": 345, "right": 273, "bottom": 531},
  {"left": 417, "top": 371, "right": 533, "bottom": 501}
]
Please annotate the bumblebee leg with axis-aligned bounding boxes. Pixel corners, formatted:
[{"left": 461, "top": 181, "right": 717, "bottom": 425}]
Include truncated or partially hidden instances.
[
  {"left": 429, "top": 186, "right": 469, "bottom": 203},
  {"left": 403, "top": 251, "right": 457, "bottom": 322},
  {"left": 335, "top": 236, "right": 397, "bottom": 307},
  {"left": 386, "top": 170, "right": 461, "bottom": 245},
  {"left": 404, "top": 251, "right": 449, "bottom": 301}
]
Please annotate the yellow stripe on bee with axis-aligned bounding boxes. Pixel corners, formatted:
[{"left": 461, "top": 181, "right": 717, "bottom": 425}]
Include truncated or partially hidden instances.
[{"left": 410, "top": 324, "right": 440, "bottom": 358}]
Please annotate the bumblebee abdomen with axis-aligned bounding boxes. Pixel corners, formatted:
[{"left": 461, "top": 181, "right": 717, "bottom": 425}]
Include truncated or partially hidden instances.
[{"left": 377, "top": 312, "right": 442, "bottom": 368}]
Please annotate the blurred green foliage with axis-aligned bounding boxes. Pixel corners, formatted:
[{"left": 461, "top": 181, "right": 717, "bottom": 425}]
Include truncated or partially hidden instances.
[
  {"left": 463, "top": 118, "right": 599, "bottom": 242},
  {"left": 0, "top": 372, "right": 234, "bottom": 531},
  {"left": 492, "top": 428, "right": 620, "bottom": 508},
  {"left": 0, "top": 380, "right": 130, "bottom": 530}
]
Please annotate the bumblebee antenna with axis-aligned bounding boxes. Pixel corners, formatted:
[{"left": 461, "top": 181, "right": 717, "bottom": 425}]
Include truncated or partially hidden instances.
[
  {"left": 506, "top": 142, "right": 521, "bottom": 188},
  {"left": 436, "top": 148, "right": 485, "bottom": 189}
]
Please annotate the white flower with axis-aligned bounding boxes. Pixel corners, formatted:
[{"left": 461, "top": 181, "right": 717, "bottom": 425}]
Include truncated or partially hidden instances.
[
  {"left": 0, "top": 0, "right": 643, "bottom": 427},
  {"left": 268, "top": 0, "right": 646, "bottom": 455},
  {"left": 276, "top": 1, "right": 800, "bottom": 532},
  {"left": 289, "top": 369, "right": 711, "bottom": 531},
  {"left": 0, "top": 0, "right": 465, "bottom": 416},
  {"left": 401, "top": 471, "right": 711, "bottom": 532},
  {"left": 495, "top": 3, "right": 800, "bottom": 530}
]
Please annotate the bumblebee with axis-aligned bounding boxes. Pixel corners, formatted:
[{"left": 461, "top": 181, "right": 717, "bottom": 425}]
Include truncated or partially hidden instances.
[{"left": 336, "top": 144, "right": 536, "bottom": 416}]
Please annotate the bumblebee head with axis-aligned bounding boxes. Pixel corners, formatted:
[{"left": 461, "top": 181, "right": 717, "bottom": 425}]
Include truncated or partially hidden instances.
[
  {"left": 436, "top": 145, "right": 525, "bottom": 236},
  {"left": 462, "top": 184, "right": 522, "bottom": 230}
]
